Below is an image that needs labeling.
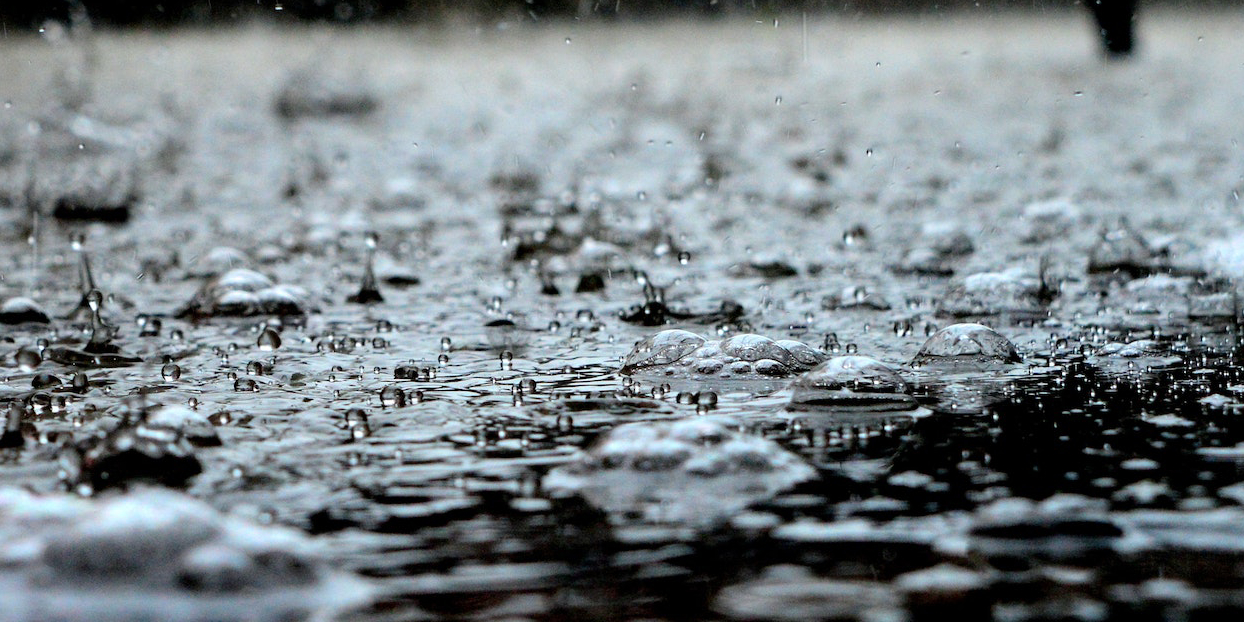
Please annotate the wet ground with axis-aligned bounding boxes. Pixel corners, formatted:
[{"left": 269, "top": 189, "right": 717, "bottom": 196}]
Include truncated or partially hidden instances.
[{"left": 4, "top": 8, "right": 1244, "bottom": 621}]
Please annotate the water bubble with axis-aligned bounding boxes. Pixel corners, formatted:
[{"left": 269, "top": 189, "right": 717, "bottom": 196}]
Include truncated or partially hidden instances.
[
  {"left": 257, "top": 328, "right": 282, "bottom": 351},
  {"left": 233, "top": 377, "right": 258, "bottom": 392},
  {"left": 138, "top": 316, "right": 162, "bottom": 337},
  {"left": 788, "top": 356, "right": 923, "bottom": 418},
  {"left": 177, "top": 269, "right": 309, "bottom": 318},
  {"left": 32, "top": 373, "right": 62, "bottom": 389},
  {"left": 161, "top": 363, "right": 182, "bottom": 381},
  {"left": 16, "top": 348, "right": 41, "bottom": 372},
  {"left": 911, "top": 323, "right": 1021, "bottom": 367},
  {"left": 379, "top": 386, "right": 407, "bottom": 408},
  {"left": 622, "top": 330, "right": 823, "bottom": 378},
  {"left": 345, "top": 408, "right": 371, "bottom": 439},
  {"left": 544, "top": 417, "right": 815, "bottom": 524},
  {"left": 246, "top": 361, "right": 265, "bottom": 376},
  {"left": 0, "top": 297, "right": 51, "bottom": 325}
]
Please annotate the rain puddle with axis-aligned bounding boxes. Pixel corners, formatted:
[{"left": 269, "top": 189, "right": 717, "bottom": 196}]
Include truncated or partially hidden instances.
[{"left": 3, "top": 6, "right": 1244, "bottom": 621}]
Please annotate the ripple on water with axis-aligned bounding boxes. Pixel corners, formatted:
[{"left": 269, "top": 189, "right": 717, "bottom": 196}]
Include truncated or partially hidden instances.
[
  {"left": 713, "top": 565, "right": 901, "bottom": 622},
  {"left": 0, "top": 487, "right": 371, "bottom": 622},
  {"left": 786, "top": 355, "right": 929, "bottom": 424},
  {"left": 0, "top": 297, "right": 51, "bottom": 325},
  {"left": 543, "top": 416, "right": 815, "bottom": 525}
]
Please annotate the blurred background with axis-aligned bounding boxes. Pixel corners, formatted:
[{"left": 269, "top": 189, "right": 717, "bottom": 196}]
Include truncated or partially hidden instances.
[{"left": 0, "top": 0, "right": 1233, "bottom": 29}]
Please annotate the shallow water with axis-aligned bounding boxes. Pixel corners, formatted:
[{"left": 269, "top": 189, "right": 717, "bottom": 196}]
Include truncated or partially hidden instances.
[{"left": 4, "top": 9, "right": 1244, "bottom": 621}]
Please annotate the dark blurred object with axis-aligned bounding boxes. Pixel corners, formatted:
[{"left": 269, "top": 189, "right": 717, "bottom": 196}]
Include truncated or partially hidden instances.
[
  {"left": 0, "top": 0, "right": 1222, "bottom": 30},
  {"left": 1085, "top": 0, "right": 1138, "bottom": 57}
]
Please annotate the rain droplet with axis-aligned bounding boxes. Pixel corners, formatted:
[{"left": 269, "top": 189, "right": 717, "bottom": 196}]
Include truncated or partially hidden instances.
[
  {"left": 379, "top": 386, "right": 407, "bottom": 408},
  {"left": 345, "top": 408, "right": 371, "bottom": 439},
  {"left": 16, "top": 348, "right": 41, "bottom": 372},
  {"left": 161, "top": 363, "right": 182, "bottom": 381},
  {"left": 257, "top": 328, "right": 282, "bottom": 351},
  {"left": 32, "top": 373, "right": 61, "bottom": 389}
]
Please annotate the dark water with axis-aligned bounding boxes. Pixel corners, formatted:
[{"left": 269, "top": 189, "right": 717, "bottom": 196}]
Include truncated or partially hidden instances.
[{"left": 3, "top": 10, "right": 1244, "bottom": 621}]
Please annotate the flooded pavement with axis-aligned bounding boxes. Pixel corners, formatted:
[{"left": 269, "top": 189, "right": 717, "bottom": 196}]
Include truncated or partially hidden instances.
[{"left": 4, "top": 8, "right": 1244, "bottom": 620}]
